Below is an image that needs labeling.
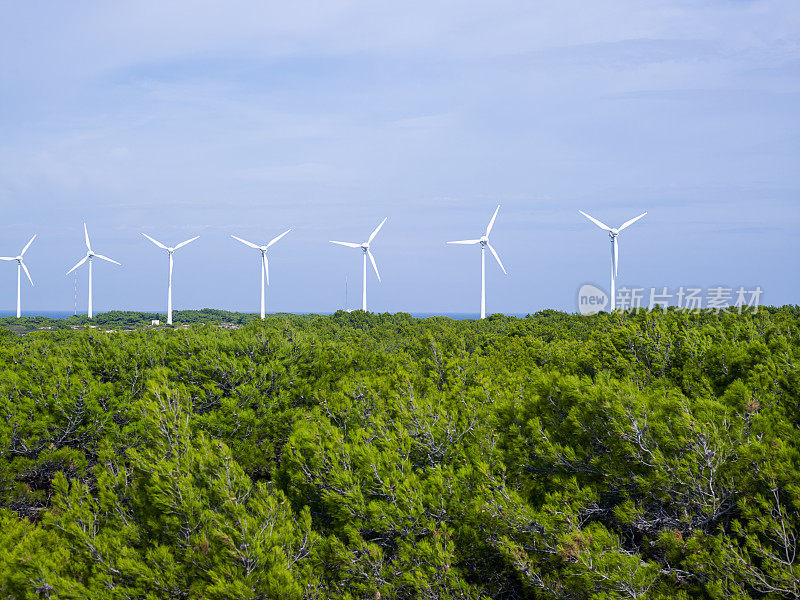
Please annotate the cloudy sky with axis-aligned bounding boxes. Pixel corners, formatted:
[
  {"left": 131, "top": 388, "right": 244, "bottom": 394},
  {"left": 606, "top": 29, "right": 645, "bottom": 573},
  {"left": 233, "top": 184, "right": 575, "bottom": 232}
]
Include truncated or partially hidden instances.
[{"left": 0, "top": 0, "right": 798, "bottom": 315}]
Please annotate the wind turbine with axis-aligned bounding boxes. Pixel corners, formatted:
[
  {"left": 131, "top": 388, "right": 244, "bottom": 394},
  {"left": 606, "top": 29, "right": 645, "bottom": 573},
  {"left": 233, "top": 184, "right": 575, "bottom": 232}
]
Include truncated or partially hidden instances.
[
  {"left": 578, "top": 210, "right": 647, "bottom": 311},
  {"left": 231, "top": 228, "right": 292, "bottom": 319},
  {"left": 447, "top": 205, "right": 507, "bottom": 319},
  {"left": 330, "top": 217, "right": 387, "bottom": 312},
  {"left": 141, "top": 233, "right": 200, "bottom": 325},
  {"left": 1, "top": 235, "right": 36, "bottom": 318},
  {"left": 66, "top": 224, "right": 121, "bottom": 318}
]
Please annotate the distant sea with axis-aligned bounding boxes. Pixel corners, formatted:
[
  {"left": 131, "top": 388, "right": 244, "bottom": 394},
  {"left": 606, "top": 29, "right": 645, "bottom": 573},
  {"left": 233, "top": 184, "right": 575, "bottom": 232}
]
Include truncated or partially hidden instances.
[
  {"left": 0, "top": 310, "right": 75, "bottom": 319},
  {"left": 0, "top": 310, "right": 528, "bottom": 320}
]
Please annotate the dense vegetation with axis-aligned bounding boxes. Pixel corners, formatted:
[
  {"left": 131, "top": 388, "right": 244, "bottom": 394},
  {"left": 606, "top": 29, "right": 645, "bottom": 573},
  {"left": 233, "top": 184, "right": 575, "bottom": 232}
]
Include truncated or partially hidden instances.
[{"left": 0, "top": 308, "right": 798, "bottom": 599}]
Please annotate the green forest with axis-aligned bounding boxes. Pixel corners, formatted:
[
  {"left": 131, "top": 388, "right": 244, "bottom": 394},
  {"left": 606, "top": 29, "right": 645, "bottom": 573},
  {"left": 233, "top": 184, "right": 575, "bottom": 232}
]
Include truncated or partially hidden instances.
[{"left": 0, "top": 308, "right": 798, "bottom": 599}]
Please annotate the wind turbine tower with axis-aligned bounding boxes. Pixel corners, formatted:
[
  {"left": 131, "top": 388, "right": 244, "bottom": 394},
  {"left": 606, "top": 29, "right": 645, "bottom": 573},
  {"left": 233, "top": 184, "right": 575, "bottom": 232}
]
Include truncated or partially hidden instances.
[
  {"left": 66, "top": 223, "right": 121, "bottom": 318},
  {"left": 579, "top": 210, "right": 647, "bottom": 311},
  {"left": 1, "top": 235, "right": 36, "bottom": 318},
  {"left": 142, "top": 233, "right": 200, "bottom": 325},
  {"left": 447, "top": 205, "right": 507, "bottom": 319},
  {"left": 231, "top": 228, "right": 292, "bottom": 319},
  {"left": 330, "top": 217, "right": 387, "bottom": 312}
]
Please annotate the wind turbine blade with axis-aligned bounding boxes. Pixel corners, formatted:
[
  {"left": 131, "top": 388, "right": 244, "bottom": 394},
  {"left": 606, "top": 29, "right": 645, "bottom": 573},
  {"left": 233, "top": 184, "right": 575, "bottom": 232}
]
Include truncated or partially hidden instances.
[
  {"left": 231, "top": 235, "right": 259, "bottom": 249},
  {"left": 578, "top": 210, "right": 612, "bottom": 231},
  {"left": 142, "top": 233, "right": 168, "bottom": 250},
  {"left": 67, "top": 255, "right": 88, "bottom": 275},
  {"left": 368, "top": 217, "right": 388, "bottom": 243},
  {"left": 20, "top": 235, "right": 36, "bottom": 256},
  {"left": 487, "top": 243, "right": 507, "bottom": 275},
  {"left": 267, "top": 228, "right": 292, "bottom": 248},
  {"left": 174, "top": 236, "right": 199, "bottom": 250},
  {"left": 0, "top": 257, "right": 13, "bottom": 261},
  {"left": 367, "top": 249, "right": 381, "bottom": 282},
  {"left": 21, "top": 262, "right": 33, "bottom": 286},
  {"left": 83, "top": 223, "right": 92, "bottom": 251},
  {"left": 94, "top": 254, "right": 121, "bottom": 266},
  {"left": 446, "top": 239, "right": 481, "bottom": 245},
  {"left": 486, "top": 205, "right": 500, "bottom": 236},
  {"left": 614, "top": 236, "right": 619, "bottom": 276},
  {"left": 329, "top": 241, "right": 361, "bottom": 248},
  {"left": 264, "top": 254, "right": 270, "bottom": 286},
  {"left": 617, "top": 212, "right": 647, "bottom": 232}
]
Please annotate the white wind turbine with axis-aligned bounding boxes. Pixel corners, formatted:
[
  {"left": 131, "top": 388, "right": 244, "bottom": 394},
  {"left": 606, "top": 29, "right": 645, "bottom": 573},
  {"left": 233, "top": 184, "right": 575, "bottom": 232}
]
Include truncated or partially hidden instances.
[
  {"left": 579, "top": 210, "right": 647, "bottom": 311},
  {"left": 330, "top": 217, "right": 387, "bottom": 312},
  {"left": 231, "top": 228, "right": 292, "bottom": 319},
  {"left": 447, "top": 205, "right": 507, "bottom": 319},
  {"left": 1, "top": 235, "right": 36, "bottom": 318},
  {"left": 67, "top": 223, "right": 121, "bottom": 318},
  {"left": 141, "top": 233, "right": 200, "bottom": 325}
]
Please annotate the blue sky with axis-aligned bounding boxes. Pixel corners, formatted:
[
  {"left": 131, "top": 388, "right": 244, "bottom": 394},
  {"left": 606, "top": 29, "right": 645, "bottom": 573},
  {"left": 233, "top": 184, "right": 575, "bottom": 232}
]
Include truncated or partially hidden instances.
[{"left": 0, "top": 0, "right": 798, "bottom": 315}]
